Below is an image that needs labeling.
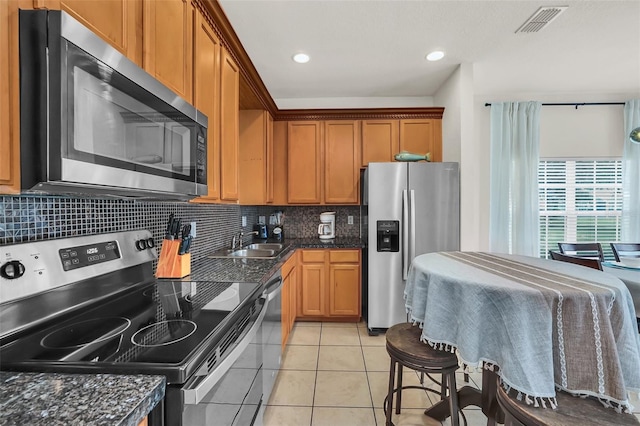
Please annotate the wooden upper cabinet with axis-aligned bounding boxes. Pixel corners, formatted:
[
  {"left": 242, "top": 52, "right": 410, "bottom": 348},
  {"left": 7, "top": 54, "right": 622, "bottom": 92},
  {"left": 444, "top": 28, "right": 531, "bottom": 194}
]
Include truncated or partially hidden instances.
[
  {"left": 265, "top": 113, "right": 274, "bottom": 203},
  {"left": 361, "top": 120, "right": 399, "bottom": 167},
  {"left": 143, "top": 0, "right": 193, "bottom": 103},
  {"left": 0, "top": 0, "right": 17, "bottom": 191},
  {"left": 56, "top": 0, "right": 143, "bottom": 65},
  {"left": 324, "top": 121, "right": 360, "bottom": 204},
  {"left": 192, "top": 7, "right": 220, "bottom": 202},
  {"left": 238, "top": 110, "right": 273, "bottom": 205},
  {"left": 271, "top": 121, "right": 288, "bottom": 205},
  {"left": 219, "top": 47, "right": 239, "bottom": 201},
  {"left": 399, "top": 119, "right": 442, "bottom": 162},
  {"left": 287, "top": 121, "right": 322, "bottom": 204},
  {"left": 361, "top": 118, "right": 443, "bottom": 165}
]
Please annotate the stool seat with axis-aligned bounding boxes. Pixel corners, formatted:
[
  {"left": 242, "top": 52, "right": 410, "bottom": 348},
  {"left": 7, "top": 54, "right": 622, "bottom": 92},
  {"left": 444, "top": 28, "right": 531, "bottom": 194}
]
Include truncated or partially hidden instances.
[
  {"left": 386, "top": 323, "right": 459, "bottom": 369},
  {"left": 384, "top": 323, "right": 461, "bottom": 426},
  {"left": 496, "top": 383, "right": 640, "bottom": 426}
]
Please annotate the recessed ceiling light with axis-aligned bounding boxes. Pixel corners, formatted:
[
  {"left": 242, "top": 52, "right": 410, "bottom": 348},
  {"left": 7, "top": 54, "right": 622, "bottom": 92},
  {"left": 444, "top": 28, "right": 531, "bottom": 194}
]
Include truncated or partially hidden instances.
[
  {"left": 426, "top": 51, "right": 445, "bottom": 61},
  {"left": 292, "top": 53, "right": 310, "bottom": 64}
]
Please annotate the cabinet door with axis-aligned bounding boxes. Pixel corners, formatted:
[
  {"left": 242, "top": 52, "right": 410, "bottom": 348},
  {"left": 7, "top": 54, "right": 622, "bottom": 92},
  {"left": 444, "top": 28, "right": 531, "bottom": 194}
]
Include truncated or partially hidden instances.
[
  {"left": 324, "top": 121, "right": 360, "bottom": 204},
  {"left": 0, "top": 0, "right": 17, "bottom": 191},
  {"left": 271, "top": 121, "right": 288, "bottom": 205},
  {"left": 329, "top": 264, "right": 360, "bottom": 316},
  {"left": 265, "top": 113, "right": 274, "bottom": 203},
  {"left": 361, "top": 120, "right": 399, "bottom": 167},
  {"left": 192, "top": 9, "right": 220, "bottom": 202},
  {"left": 300, "top": 263, "right": 326, "bottom": 316},
  {"left": 143, "top": 0, "right": 193, "bottom": 102},
  {"left": 238, "top": 110, "right": 273, "bottom": 205},
  {"left": 219, "top": 47, "right": 240, "bottom": 201},
  {"left": 287, "top": 121, "right": 322, "bottom": 204},
  {"left": 399, "top": 119, "right": 442, "bottom": 162},
  {"left": 58, "top": 0, "right": 142, "bottom": 65}
]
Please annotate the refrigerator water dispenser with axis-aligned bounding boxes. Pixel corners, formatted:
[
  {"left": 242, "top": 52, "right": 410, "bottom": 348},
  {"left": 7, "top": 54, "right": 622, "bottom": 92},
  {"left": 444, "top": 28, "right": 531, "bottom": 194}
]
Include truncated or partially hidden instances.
[{"left": 376, "top": 221, "right": 399, "bottom": 252}]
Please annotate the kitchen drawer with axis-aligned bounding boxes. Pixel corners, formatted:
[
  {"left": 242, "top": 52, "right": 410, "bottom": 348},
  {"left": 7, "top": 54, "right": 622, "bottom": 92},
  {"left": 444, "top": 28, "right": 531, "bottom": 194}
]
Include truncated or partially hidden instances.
[
  {"left": 301, "top": 250, "right": 326, "bottom": 263},
  {"left": 329, "top": 250, "right": 359, "bottom": 263}
]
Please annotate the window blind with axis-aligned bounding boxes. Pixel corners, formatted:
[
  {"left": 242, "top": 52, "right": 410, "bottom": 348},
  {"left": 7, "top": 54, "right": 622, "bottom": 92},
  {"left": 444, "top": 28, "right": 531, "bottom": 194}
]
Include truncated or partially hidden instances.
[{"left": 538, "top": 160, "right": 622, "bottom": 259}]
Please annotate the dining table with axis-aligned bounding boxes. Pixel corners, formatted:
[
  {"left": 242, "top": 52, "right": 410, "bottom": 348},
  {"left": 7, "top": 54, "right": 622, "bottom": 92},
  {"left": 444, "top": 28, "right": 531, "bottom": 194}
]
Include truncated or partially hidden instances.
[{"left": 404, "top": 251, "right": 640, "bottom": 424}]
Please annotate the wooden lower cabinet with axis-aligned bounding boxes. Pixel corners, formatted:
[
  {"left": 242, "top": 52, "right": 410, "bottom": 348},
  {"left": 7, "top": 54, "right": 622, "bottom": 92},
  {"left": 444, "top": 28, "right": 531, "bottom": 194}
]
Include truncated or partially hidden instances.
[
  {"left": 137, "top": 416, "right": 148, "bottom": 426},
  {"left": 298, "top": 249, "right": 360, "bottom": 321},
  {"left": 281, "top": 251, "right": 298, "bottom": 348}
]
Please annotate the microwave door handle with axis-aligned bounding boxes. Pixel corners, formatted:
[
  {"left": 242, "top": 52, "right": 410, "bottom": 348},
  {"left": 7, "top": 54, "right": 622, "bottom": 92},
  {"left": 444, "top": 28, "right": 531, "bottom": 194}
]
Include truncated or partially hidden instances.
[
  {"left": 402, "top": 189, "right": 409, "bottom": 281},
  {"left": 182, "top": 298, "right": 267, "bottom": 405}
]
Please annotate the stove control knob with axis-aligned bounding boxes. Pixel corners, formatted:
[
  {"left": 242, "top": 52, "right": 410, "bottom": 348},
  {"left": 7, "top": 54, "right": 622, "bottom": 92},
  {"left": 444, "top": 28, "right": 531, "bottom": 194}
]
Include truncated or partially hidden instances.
[
  {"left": 146, "top": 237, "right": 155, "bottom": 248},
  {"left": 1, "top": 261, "right": 26, "bottom": 279},
  {"left": 135, "top": 239, "right": 148, "bottom": 251}
]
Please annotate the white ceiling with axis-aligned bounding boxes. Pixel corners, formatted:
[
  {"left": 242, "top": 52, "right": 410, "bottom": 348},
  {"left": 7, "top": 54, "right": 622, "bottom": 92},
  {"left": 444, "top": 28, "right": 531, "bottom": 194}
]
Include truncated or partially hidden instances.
[{"left": 219, "top": 0, "right": 640, "bottom": 109}]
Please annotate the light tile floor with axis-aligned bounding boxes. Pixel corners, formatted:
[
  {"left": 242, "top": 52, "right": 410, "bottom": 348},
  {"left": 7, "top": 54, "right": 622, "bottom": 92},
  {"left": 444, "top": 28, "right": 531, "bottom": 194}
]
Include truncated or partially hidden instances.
[
  {"left": 263, "top": 321, "right": 486, "bottom": 426},
  {"left": 264, "top": 321, "right": 640, "bottom": 425}
]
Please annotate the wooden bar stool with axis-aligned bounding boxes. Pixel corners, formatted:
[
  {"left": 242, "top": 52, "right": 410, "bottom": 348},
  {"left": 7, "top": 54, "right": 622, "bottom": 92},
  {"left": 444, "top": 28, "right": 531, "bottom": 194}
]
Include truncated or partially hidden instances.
[
  {"left": 496, "top": 382, "right": 640, "bottom": 426},
  {"left": 385, "top": 323, "right": 462, "bottom": 426}
]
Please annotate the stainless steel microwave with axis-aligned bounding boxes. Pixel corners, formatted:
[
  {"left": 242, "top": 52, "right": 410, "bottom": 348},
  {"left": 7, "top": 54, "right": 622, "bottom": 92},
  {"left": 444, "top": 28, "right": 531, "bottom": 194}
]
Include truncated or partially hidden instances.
[{"left": 19, "top": 10, "right": 208, "bottom": 200}]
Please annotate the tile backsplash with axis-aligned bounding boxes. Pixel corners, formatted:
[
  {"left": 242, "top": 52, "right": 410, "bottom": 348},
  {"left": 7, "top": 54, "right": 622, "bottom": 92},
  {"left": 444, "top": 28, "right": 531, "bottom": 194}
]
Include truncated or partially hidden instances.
[{"left": 1, "top": 195, "right": 364, "bottom": 262}]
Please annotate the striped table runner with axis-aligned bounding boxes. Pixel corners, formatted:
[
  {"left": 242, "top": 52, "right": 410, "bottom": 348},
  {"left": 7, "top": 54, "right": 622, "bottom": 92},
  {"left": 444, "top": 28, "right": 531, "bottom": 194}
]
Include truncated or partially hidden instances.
[{"left": 405, "top": 251, "right": 640, "bottom": 411}]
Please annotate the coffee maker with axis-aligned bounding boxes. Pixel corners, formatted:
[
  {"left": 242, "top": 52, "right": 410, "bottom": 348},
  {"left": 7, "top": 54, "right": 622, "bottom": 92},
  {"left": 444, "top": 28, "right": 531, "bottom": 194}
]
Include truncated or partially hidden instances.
[{"left": 318, "top": 211, "right": 336, "bottom": 240}]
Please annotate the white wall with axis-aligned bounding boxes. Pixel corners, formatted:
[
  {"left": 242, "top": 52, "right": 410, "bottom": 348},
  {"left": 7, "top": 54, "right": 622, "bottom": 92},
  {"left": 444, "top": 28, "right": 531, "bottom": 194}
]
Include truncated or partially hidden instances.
[
  {"left": 434, "top": 63, "right": 480, "bottom": 250},
  {"left": 274, "top": 96, "right": 433, "bottom": 109}
]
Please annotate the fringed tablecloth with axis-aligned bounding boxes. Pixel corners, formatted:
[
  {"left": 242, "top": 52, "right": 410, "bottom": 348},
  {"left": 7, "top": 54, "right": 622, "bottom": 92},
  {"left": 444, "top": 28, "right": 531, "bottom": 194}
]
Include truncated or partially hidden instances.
[{"left": 405, "top": 251, "right": 640, "bottom": 412}]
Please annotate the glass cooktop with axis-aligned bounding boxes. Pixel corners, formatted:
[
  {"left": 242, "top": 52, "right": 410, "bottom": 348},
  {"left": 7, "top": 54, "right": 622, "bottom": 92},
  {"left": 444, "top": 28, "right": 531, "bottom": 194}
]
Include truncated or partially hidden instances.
[{"left": 0, "top": 279, "right": 261, "bottom": 382}]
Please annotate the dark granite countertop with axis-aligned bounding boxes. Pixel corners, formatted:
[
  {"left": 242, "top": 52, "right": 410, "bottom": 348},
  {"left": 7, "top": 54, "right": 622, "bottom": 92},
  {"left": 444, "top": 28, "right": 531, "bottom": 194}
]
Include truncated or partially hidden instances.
[
  {"left": 186, "top": 237, "right": 365, "bottom": 284},
  {"left": 0, "top": 372, "right": 165, "bottom": 426}
]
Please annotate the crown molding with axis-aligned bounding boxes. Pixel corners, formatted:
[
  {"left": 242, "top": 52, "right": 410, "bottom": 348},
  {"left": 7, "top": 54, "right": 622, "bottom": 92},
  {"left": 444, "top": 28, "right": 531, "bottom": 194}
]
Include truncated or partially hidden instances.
[{"left": 274, "top": 108, "right": 445, "bottom": 121}]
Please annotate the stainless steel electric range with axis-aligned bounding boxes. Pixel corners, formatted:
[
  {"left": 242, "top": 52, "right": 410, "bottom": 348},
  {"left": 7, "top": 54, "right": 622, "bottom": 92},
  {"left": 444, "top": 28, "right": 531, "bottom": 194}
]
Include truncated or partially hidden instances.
[{"left": 0, "top": 230, "right": 278, "bottom": 426}]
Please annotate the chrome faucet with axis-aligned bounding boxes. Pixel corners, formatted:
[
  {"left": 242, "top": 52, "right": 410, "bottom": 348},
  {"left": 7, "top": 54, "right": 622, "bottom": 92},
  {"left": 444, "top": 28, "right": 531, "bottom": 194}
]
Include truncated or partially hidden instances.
[
  {"left": 231, "top": 230, "right": 259, "bottom": 250},
  {"left": 231, "top": 232, "right": 242, "bottom": 250}
]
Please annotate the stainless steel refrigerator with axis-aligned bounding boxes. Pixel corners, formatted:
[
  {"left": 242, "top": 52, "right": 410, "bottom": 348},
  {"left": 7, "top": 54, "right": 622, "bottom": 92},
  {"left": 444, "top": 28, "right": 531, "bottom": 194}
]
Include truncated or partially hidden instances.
[{"left": 363, "top": 162, "right": 460, "bottom": 334}]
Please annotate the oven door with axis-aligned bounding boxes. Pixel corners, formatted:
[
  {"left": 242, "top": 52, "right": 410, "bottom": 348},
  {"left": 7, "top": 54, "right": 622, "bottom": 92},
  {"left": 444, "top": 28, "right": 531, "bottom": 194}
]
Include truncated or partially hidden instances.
[{"left": 180, "top": 296, "right": 267, "bottom": 426}]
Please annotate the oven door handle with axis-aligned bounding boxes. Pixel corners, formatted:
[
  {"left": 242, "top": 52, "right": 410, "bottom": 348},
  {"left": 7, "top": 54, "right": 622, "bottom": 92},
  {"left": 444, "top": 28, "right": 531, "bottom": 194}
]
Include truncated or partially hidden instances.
[
  {"left": 182, "top": 297, "right": 267, "bottom": 405},
  {"left": 263, "top": 277, "right": 282, "bottom": 302}
]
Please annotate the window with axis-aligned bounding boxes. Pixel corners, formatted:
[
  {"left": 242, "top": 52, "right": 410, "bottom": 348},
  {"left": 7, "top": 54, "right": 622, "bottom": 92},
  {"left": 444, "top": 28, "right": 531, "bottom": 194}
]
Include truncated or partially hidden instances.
[{"left": 538, "top": 160, "right": 622, "bottom": 260}]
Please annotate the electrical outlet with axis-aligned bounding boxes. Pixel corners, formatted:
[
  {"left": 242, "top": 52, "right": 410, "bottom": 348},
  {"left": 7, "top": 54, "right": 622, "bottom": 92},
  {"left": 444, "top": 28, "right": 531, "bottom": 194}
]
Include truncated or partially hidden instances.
[
  {"left": 348, "top": 215, "right": 354, "bottom": 225},
  {"left": 190, "top": 222, "right": 197, "bottom": 238},
  {"left": 241, "top": 216, "right": 247, "bottom": 227},
  {"left": 259, "top": 215, "right": 266, "bottom": 224}
]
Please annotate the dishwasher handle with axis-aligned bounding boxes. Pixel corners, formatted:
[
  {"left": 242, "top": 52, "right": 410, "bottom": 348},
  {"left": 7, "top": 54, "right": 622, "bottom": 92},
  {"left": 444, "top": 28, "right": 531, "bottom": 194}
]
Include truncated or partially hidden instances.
[{"left": 182, "top": 297, "right": 267, "bottom": 405}]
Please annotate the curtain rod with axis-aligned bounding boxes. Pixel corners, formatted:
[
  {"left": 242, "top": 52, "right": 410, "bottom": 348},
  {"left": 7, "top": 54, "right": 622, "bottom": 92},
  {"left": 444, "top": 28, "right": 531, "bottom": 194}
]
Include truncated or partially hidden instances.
[{"left": 484, "top": 102, "right": 625, "bottom": 109}]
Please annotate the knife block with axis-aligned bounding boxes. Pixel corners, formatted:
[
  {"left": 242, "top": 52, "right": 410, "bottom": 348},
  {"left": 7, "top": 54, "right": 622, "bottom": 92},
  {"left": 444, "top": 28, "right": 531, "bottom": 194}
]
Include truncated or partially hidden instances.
[{"left": 156, "top": 239, "right": 191, "bottom": 279}]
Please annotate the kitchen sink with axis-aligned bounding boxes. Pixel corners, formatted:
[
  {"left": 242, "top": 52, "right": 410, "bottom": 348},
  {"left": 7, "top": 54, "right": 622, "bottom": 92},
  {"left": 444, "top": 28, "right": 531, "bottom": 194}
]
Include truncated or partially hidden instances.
[
  {"left": 207, "top": 244, "right": 285, "bottom": 259},
  {"left": 246, "top": 243, "right": 284, "bottom": 251},
  {"left": 228, "top": 249, "right": 275, "bottom": 258}
]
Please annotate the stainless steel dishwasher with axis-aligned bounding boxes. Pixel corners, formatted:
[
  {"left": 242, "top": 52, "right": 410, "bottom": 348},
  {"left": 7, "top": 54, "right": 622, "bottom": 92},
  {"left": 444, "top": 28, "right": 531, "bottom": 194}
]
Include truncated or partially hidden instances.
[{"left": 261, "top": 271, "right": 283, "bottom": 411}]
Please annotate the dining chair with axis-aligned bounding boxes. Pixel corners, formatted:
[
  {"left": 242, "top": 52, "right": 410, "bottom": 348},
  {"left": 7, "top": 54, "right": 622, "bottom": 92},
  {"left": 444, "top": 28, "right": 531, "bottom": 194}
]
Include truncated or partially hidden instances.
[
  {"left": 549, "top": 250, "right": 603, "bottom": 271},
  {"left": 610, "top": 243, "right": 640, "bottom": 262},
  {"left": 557, "top": 242, "right": 604, "bottom": 261},
  {"left": 496, "top": 381, "right": 640, "bottom": 426}
]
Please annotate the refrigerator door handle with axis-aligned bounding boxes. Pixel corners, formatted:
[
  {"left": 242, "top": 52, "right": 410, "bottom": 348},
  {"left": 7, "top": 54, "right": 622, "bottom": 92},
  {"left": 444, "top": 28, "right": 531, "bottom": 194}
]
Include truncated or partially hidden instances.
[
  {"left": 410, "top": 189, "right": 416, "bottom": 267},
  {"left": 402, "top": 189, "right": 409, "bottom": 280}
]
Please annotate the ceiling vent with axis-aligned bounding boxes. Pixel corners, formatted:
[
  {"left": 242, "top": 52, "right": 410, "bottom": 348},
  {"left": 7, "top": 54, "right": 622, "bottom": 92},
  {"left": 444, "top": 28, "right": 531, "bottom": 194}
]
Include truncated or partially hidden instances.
[{"left": 515, "top": 6, "right": 568, "bottom": 33}]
